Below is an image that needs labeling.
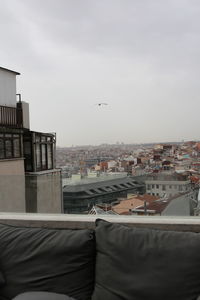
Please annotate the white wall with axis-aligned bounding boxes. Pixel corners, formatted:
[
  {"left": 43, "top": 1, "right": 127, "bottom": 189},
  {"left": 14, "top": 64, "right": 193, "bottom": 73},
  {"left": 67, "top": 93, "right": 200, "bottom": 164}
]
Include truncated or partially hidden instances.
[
  {"left": 0, "top": 69, "right": 17, "bottom": 107},
  {"left": 21, "top": 101, "right": 30, "bottom": 129}
]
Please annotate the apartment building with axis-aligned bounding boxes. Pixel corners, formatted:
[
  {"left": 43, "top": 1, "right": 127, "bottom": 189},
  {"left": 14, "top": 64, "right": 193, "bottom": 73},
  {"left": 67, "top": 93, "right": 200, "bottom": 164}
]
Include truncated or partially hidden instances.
[
  {"left": 145, "top": 174, "right": 191, "bottom": 197},
  {"left": 0, "top": 66, "right": 62, "bottom": 213}
]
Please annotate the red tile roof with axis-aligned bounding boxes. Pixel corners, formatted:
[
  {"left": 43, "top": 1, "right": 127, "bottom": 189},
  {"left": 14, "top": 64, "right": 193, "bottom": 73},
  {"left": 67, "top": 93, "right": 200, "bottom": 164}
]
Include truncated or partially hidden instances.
[{"left": 112, "top": 198, "right": 144, "bottom": 215}]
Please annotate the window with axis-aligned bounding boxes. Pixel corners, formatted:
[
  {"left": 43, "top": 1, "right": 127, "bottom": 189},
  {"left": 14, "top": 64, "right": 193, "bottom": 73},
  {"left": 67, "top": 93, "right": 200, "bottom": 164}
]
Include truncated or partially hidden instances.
[
  {"left": 41, "top": 144, "right": 47, "bottom": 169},
  {"left": 0, "top": 132, "right": 22, "bottom": 159},
  {"left": 23, "top": 139, "right": 33, "bottom": 172},
  {"left": 35, "top": 133, "right": 54, "bottom": 171},
  {"left": 147, "top": 184, "right": 151, "bottom": 190},
  {"left": 152, "top": 184, "right": 155, "bottom": 189},
  {"left": 179, "top": 185, "right": 183, "bottom": 191},
  {"left": 156, "top": 184, "right": 159, "bottom": 189},
  {"left": 0, "top": 139, "right": 5, "bottom": 159},
  {"left": 23, "top": 132, "right": 55, "bottom": 172},
  {"left": 47, "top": 144, "right": 53, "bottom": 169},
  {"left": 13, "top": 138, "right": 20, "bottom": 157},
  {"left": 162, "top": 185, "right": 166, "bottom": 191},
  {"left": 169, "top": 185, "right": 172, "bottom": 189},
  {"left": 36, "top": 144, "right": 41, "bottom": 170},
  {"left": 5, "top": 140, "right": 12, "bottom": 158}
]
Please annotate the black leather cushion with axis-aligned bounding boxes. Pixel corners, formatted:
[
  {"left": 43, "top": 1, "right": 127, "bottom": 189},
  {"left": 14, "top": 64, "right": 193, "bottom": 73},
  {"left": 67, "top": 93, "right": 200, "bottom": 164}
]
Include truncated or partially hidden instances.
[
  {"left": 0, "top": 223, "right": 95, "bottom": 300},
  {"left": 12, "top": 291, "right": 76, "bottom": 300},
  {"left": 92, "top": 219, "right": 200, "bottom": 300}
]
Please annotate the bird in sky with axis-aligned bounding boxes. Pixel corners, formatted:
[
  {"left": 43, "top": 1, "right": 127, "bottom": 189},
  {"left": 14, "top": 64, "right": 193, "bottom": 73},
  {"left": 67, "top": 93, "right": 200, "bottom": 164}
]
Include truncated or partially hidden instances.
[{"left": 96, "top": 103, "right": 108, "bottom": 106}]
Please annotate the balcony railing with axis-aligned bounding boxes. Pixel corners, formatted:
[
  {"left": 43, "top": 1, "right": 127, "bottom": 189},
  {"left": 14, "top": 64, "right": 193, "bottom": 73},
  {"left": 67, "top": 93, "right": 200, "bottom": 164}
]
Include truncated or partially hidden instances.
[
  {"left": 0, "top": 104, "right": 22, "bottom": 127},
  {"left": 0, "top": 213, "right": 200, "bottom": 232}
]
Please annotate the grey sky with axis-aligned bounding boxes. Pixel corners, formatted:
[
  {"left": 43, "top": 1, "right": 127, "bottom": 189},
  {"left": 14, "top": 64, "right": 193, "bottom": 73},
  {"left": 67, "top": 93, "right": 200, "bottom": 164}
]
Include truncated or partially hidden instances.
[{"left": 1, "top": 0, "right": 200, "bottom": 146}]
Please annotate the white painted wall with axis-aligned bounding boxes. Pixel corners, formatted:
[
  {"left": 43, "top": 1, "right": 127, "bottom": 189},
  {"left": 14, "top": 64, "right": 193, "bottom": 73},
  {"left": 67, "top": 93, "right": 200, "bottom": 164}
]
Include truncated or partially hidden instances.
[
  {"left": 0, "top": 69, "right": 17, "bottom": 107},
  {"left": 21, "top": 101, "right": 30, "bottom": 129}
]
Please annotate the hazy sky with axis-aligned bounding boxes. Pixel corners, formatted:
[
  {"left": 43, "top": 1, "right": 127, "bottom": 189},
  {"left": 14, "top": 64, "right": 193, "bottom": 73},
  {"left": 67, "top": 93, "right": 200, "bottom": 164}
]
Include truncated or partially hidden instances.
[{"left": 1, "top": 0, "right": 200, "bottom": 146}]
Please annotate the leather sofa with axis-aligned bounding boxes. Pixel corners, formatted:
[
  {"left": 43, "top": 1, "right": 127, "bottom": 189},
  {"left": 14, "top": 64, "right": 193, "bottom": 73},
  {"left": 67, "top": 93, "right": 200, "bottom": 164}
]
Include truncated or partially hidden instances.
[{"left": 0, "top": 219, "right": 200, "bottom": 300}]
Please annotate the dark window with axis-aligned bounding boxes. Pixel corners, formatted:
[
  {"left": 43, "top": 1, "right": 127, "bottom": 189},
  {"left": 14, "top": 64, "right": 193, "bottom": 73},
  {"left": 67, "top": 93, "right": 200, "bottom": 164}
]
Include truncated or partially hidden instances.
[
  {"left": 36, "top": 143, "right": 41, "bottom": 170},
  {"left": 0, "top": 133, "right": 22, "bottom": 159},
  {"left": 0, "top": 139, "right": 5, "bottom": 159},
  {"left": 5, "top": 140, "right": 12, "bottom": 158},
  {"left": 23, "top": 138, "right": 33, "bottom": 171},
  {"left": 24, "top": 141, "right": 31, "bottom": 155},
  {"left": 41, "top": 144, "right": 47, "bottom": 169},
  {"left": 13, "top": 138, "right": 20, "bottom": 157},
  {"left": 47, "top": 144, "right": 53, "bottom": 169},
  {"left": 179, "top": 185, "right": 183, "bottom": 191},
  {"left": 35, "top": 133, "right": 54, "bottom": 171},
  {"left": 41, "top": 136, "right": 46, "bottom": 142}
]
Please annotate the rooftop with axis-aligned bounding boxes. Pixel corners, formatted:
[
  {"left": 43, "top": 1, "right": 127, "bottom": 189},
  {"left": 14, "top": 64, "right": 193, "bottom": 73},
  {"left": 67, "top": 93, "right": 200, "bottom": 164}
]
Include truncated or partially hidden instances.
[
  {"left": 63, "top": 174, "right": 143, "bottom": 193},
  {"left": 0, "top": 66, "right": 20, "bottom": 75},
  {"left": 63, "top": 173, "right": 128, "bottom": 186}
]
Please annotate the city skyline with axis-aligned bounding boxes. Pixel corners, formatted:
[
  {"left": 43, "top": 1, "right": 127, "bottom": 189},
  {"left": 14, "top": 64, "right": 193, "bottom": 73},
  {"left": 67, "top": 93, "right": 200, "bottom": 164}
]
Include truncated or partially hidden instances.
[{"left": 1, "top": 0, "right": 200, "bottom": 146}]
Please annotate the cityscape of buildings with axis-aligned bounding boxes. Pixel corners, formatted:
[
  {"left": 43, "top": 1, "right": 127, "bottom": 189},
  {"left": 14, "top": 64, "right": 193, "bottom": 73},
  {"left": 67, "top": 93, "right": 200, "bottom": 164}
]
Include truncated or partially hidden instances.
[
  {"left": 1, "top": 2, "right": 200, "bottom": 299},
  {"left": 58, "top": 141, "right": 200, "bottom": 216},
  {"left": 0, "top": 65, "right": 200, "bottom": 217}
]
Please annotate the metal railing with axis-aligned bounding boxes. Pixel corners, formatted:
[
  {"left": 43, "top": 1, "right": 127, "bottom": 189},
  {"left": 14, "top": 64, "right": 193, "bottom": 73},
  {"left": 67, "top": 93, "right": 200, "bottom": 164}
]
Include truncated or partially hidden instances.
[{"left": 0, "top": 104, "right": 22, "bottom": 127}]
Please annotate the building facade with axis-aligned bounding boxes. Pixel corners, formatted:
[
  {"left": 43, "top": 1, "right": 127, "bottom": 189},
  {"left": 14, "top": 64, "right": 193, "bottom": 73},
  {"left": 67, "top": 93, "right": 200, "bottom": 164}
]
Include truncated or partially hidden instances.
[
  {"left": 63, "top": 174, "right": 144, "bottom": 213},
  {"left": 145, "top": 174, "right": 191, "bottom": 197},
  {"left": 0, "top": 66, "right": 62, "bottom": 213}
]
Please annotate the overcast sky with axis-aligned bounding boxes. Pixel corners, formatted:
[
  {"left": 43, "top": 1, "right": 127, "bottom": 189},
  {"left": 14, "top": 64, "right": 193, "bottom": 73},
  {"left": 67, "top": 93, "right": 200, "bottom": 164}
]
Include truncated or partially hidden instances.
[{"left": 1, "top": 0, "right": 200, "bottom": 146}]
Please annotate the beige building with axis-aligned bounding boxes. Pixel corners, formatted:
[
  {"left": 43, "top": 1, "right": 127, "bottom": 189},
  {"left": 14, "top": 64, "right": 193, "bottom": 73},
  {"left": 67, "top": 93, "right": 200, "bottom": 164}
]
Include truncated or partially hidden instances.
[{"left": 0, "top": 66, "right": 62, "bottom": 213}]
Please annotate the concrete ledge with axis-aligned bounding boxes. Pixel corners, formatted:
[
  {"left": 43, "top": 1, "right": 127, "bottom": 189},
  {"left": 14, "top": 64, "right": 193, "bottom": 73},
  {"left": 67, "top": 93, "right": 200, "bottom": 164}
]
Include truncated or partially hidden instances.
[
  {"left": 25, "top": 169, "right": 61, "bottom": 176},
  {"left": 0, "top": 213, "right": 200, "bottom": 232}
]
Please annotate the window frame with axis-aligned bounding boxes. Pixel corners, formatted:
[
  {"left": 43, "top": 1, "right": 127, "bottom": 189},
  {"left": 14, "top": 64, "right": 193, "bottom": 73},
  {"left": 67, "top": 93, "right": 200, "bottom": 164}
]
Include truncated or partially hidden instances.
[{"left": 0, "top": 132, "right": 22, "bottom": 160}]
